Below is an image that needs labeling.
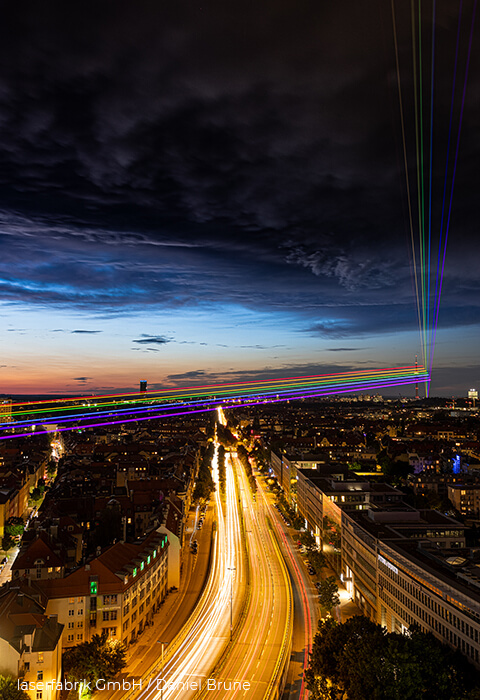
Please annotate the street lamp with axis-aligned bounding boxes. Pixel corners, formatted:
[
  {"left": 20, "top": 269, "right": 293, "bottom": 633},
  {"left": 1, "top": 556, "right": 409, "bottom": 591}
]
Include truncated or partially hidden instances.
[
  {"left": 227, "top": 567, "right": 236, "bottom": 641},
  {"left": 156, "top": 641, "right": 167, "bottom": 700}
]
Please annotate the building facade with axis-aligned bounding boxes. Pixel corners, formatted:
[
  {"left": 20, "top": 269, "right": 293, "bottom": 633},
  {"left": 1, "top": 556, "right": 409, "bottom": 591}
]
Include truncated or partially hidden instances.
[{"left": 38, "top": 530, "right": 168, "bottom": 649}]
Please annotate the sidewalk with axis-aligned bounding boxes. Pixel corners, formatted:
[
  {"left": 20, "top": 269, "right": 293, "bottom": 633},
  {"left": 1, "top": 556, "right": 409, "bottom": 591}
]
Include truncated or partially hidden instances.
[{"left": 318, "top": 560, "right": 362, "bottom": 623}]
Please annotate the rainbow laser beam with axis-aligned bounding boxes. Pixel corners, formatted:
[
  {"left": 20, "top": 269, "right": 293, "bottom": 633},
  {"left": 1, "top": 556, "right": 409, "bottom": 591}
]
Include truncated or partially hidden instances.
[{"left": 2, "top": 365, "right": 428, "bottom": 439}]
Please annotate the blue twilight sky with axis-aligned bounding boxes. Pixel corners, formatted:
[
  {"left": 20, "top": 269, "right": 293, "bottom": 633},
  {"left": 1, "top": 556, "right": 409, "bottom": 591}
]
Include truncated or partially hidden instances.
[{"left": 0, "top": 0, "right": 479, "bottom": 396}]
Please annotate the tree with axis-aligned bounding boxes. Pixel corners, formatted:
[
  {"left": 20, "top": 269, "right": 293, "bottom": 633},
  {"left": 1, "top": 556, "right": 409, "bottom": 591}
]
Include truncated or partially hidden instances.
[
  {"left": 309, "top": 549, "right": 326, "bottom": 574},
  {"left": 0, "top": 675, "right": 30, "bottom": 700},
  {"left": 217, "top": 444, "right": 226, "bottom": 496},
  {"left": 47, "top": 459, "right": 57, "bottom": 478},
  {"left": 4, "top": 517, "right": 24, "bottom": 538},
  {"left": 300, "top": 530, "right": 317, "bottom": 550},
  {"left": 317, "top": 576, "right": 340, "bottom": 612},
  {"left": 63, "top": 632, "right": 126, "bottom": 699},
  {"left": 193, "top": 443, "right": 215, "bottom": 502},
  {"left": 2, "top": 534, "right": 15, "bottom": 551},
  {"left": 305, "top": 616, "right": 480, "bottom": 700}
]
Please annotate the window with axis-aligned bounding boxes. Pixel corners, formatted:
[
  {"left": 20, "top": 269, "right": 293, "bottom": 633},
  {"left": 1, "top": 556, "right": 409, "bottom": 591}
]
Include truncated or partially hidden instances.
[
  {"left": 24, "top": 663, "right": 30, "bottom": 672},
  {"left": 68, "top": 634, "right": 74, "bottom": 641},
  {"left": 47, "top": 567, "right": 53, "bottom": 573},
  {"left": 37, "top": 653, "right": 43, "bottom": 664},
  {"left": 77, "top": 609, "right": 83, "bottom": 615},
  {"left": 77, "top": 634, "right": 83, "bottom": 641},
  {"left": 68, "top": 622, "right": 74, "bottom": 629},
  {"left": 37, "top": 671, "right": 43, "bottom": 681},
  {"left": 110, "top": 610, "right": 117, "bottom": 621},
  {"left": 69, "top": 598, "right": 75, "bottom": 604},
  {"left": 103, "top": 594, "right": 118, "bottom": 605},
  {"left": 78, "top": 596, "right": 83, "bottom": 603},
  {"left": 77, "top": 621, "right": 83, "bottom": 628},
  {"left": 68, "top": 609, "right": 74, "bottom": 617},
  {"left": 103, "top": 611, "right": 110, "bottom": 621},
  {"left": 36, "top": 692, "right": 42, "bottom": 700}
]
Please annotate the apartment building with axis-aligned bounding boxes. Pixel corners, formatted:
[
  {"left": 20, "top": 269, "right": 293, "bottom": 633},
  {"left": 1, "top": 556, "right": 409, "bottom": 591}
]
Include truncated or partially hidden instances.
[
  {"left": 0, "top": 584, "right": 63, "bottom": 700},
  {"left": 37, "top": 529, "right": 168, "bottom": 648},
  {"left": 448, "top": 483, "right": 480, "bottom": 518}
]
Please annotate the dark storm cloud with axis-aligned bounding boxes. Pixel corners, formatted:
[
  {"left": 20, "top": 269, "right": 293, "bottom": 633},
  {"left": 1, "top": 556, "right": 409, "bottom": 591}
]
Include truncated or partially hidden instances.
[
  {"left": 164, "top": 362, "right": 394, "bottom": 388},
  {"left": 0, "top": 0, "right": 478, "bottom": 343}
]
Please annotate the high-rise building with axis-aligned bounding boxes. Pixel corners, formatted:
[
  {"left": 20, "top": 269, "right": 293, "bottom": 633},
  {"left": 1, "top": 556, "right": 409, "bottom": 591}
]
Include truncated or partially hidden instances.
[
  {"left": 140, "top": 380, "right": 147, "bottom": 393},
  {"left": 468, "top": 388, "right": 477, "bottom": 407},
  {"left": 0, "top": 398, "right": 12, "bottom": 422}
]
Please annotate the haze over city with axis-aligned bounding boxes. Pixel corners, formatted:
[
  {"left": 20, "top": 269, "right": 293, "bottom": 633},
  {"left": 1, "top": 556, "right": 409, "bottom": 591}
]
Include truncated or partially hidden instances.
[{"left": 0, "top": 0, "right": 479, "bottom": 396}]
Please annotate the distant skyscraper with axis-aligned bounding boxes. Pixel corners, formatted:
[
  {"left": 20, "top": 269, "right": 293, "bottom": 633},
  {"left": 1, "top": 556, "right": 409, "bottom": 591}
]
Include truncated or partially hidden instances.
[
  {"left": 0, "top": 399, "right": 12, "bottom": 422},
  {"left": 468, "top": 388, "right": 478, "bottom": 407},
  {"left": 140, "top": 380, "right": 147, "bottom": 393}
]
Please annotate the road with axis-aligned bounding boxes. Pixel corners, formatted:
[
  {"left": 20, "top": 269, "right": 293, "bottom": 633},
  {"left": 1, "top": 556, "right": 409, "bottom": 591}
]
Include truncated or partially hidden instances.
[
  {"left": 195, "top": 451, "right": 293, "bottom": 700},
  {"left": 134, "top": 440, "right": 247, "bottom": 700},
  {"left": 254, "top": 481, "right": 318, "bottom": 700}
]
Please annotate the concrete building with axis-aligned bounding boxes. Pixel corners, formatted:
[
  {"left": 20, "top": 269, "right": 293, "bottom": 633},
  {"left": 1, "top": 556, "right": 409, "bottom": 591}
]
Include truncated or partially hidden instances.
[
  {"left": 448, "top": 483, "right": 480, "bottom": 518},
  {"left": 0, "top": 399, "right": 12, "bottom": 422},
  {"left": 340, "top": 506, "right": 480, "bottom": 668},
  {"left": 36, "top": 530, "right": 168, "bottom": 648}
]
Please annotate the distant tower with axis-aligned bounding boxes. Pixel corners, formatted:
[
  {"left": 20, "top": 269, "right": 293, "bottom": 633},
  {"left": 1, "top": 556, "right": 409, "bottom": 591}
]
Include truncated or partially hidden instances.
[
  {"left": 140, "top": 380, "right": 147, "bottom": 393},
  {"left": 468, "top": 388, "right": 478, "bottom": 408},
  {"left": 415, "top": 355, "right": 419, "bottom": 400}
]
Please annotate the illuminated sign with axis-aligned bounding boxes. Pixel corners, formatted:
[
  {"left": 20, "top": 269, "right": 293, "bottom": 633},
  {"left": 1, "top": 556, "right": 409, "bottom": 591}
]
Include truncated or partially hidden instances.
[{"left": 90, "top": 581, "right": 98, "bottom": 595}]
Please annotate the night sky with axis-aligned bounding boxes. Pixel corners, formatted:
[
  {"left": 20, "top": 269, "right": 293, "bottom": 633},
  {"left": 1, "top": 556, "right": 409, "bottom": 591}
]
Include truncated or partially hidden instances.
[{"left": 0, "top": 0, "right": 478, "bottom": 396}]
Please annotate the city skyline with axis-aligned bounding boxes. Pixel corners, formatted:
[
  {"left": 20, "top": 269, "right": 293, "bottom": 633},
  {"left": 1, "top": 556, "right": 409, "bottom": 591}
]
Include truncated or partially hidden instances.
[{"left": 0, "top": 1, "right": 479, "bottom": 396}]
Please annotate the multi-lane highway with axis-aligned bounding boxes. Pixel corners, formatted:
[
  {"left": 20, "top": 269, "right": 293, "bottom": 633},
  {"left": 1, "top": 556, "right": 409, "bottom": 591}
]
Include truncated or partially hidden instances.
[
  {"left": 196, "top": 450, "right": 292, "bottom": 700},
  {"left": 132, "top": 415, "right": 293, "bottom": 700},
  {"left": 135, "top": 439, "right": 246, "bottom": 700}
]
